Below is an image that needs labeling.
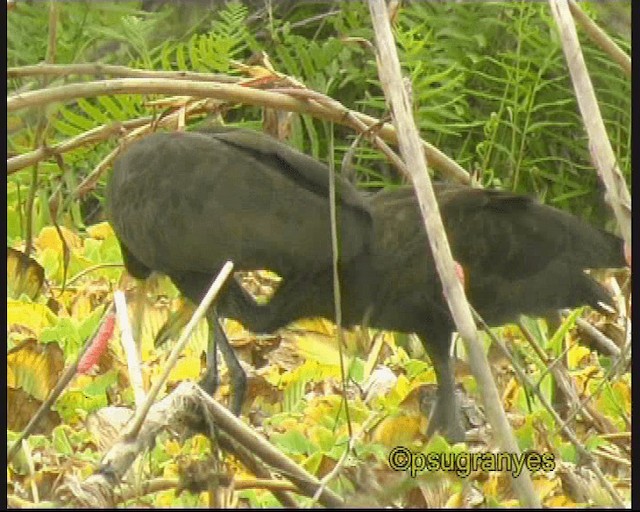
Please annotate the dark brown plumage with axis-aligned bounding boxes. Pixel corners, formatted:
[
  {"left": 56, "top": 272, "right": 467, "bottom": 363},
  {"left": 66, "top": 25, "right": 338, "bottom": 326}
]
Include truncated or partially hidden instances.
[{"left": 107, "top": 127, "right": 625, "bottom": 441}]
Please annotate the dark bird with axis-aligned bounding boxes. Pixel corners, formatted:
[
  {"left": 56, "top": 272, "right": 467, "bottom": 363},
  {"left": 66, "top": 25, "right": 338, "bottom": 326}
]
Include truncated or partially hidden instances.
[{"left": 106, "top": 127, "right": 626, "bottom": 442}]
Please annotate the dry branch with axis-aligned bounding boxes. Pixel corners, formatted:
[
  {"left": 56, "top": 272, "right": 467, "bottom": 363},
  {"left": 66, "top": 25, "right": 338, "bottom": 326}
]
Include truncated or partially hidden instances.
[
  {"left": 549, "top": 0, "right": 631, "bottom": 252},
  {"left": 481, "top": 315, "right": 627, "bottom": 508},
  {"left": 573, "top": 316, "right": 621, "bottom": 358},
  {"left": 568, "top": 0, "right": 631, "bottom": 78},
  {"left": 58, "top": 382, "right": 342, "bottom": 508},
  {"left": 367, "top": 0, "right": 540, "bottom": 507},
  {"left": 7, "top": 76, "right": 469, "bottom": 184},
  {"left": 7, "top": 62, "right": 242, "bottom": 83},
  {"left": 127, "top": 262, "right": 234, "bottom": 437}
]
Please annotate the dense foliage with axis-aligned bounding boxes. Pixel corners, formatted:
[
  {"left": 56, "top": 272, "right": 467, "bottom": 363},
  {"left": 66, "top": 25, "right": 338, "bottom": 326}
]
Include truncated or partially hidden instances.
[
  {"left": 8, "top": 1, "right": 631, "bottom": 229},
  {"left": 7, "top": 1, "right": 630, "bottom": 508}
]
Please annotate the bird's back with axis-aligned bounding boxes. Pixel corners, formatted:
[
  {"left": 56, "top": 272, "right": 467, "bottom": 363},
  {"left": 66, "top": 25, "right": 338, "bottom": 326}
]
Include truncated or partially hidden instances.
[
  {"left": 107, "top": 130, "right": 372, "bottom": 279},
  {"left": 368, "top": 184, "right": 625, "bottom": 327}
]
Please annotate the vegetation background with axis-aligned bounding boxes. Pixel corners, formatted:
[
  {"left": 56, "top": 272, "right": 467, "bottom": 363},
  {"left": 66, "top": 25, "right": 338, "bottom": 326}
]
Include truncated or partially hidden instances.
[{"left": 7, "top": 1, "right": 631, "bottom": 508}]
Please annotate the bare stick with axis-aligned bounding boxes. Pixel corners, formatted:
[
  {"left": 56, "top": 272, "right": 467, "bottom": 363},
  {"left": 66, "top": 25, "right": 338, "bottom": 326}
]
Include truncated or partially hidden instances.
[
  {"left": 125, "top": 261, "right": 234, "bottom": 438},
  {"left": 113, "top": 291, "right": 146, "bottom": 409},
  {"left": 196, "top": 384, "right": 345, "bottom": 507},
  {"left": 8, "top": 62, "right": 241, "bottom": 83},
  {"left": 8, "top": 117, "right": 147, "bottom": 174},
  {"left": 549, "top": 0, "right": 631, "bottom": 252},
  {"left": 58, "top": 382, "right": 341, "bottom": 507},
  {"left": 8, "top": 98, "right": 223, "bottom": 175},
  {"left": 327, "top": 127, "right": 353, "bottom": 441},
  {"left": 7, "top": 305, "right": 114, "bottom": 463},
  {"left": 474, "top": 311, "right": 626, "bottom": 507},
  {"left": 368, "top": 0, "right": 539, "bottom": 507},
  {"left": 7, "top": 77, "right": 469, "bottom": 184},
  {"left": 572, "top": 315, "right": 621, "bottom": 358},
  {"left": 568, "top": 0, "right": 630, "bottom": 78}
]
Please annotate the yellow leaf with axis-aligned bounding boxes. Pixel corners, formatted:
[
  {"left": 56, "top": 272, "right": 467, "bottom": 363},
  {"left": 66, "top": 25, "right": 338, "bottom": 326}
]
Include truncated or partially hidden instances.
[
  {"left": 189, "top": 434, "right": 210, "bottom": 454},
  {"left": 393, "top": 374, "right": 413, "bottom": 402},
  {"left": 573, "top": 366, "right": 602, "bottom": 395},
  {"left": 7, "top": 300, "right": 57, "bottom": 336},
  {"left": 294, "top": 333, "right": 341, "bottom": 366},
  {"left": 79, "top": 464, "right": 94, "bottom": 479},
  {"left": 7, "top": 339, "right": 64, "bottom": 401},
  {"left": 141, "top": 304, "right": 174, "bottom": 358},
  {"left": 7, "top": 365, "right": 15, "bottom": 386},
  {"left": 444, "top": 492, "right": 464, "bottom": 508},
  {"left": 278, "top": 417, "right": 304, "bottom": 433},
  {"left": 291, "top": 317, "right": 335, "bottom": 336},
  {"left": 224, "top": 318, "right": 248, "bottom": 337},
  {"left": 7, "top": 247, "right": 45, "bottom": 300},
  {"left": 545, "top": 495, "right": 576, "bottom": 507},
  {"left": 75, "top": 374, "right": 94, "bottom": 389},
  {"left": 54, "top": 290, "right": 77, "bottom": 314},
  {"left": 303, "top": 396, "right": 349, "bottom": 428},
  {"left": 164, "top": 439, "right": 181, "bottom": 456},
  {"left": 533, "top": 475, "right": 559, "bottom": 499},
  {"left": 86, "top": 222, "right": 115, "bottom": 240},
  {"left": 152, "top": 300, "right": 208, "bottom": 357},
  {"left": 608, "top": 381, "right": 631, "bottom": 414},
  {"left": 483, "top": 473, "right": 500, "bottom": 496},
  {"left": 162, "top": 462, "right": 179, "bottom": 479},
  {"left": 71, "top": 293, "right": 94, "bottom": 321},
  {"left": 156, "top": 489, "right": 177, "bottom": 507},
  {"left": 36, "top": 225, "right": 82, "bottom": 253},
  {"left": 501, "top": 499, "right": 521, "bottom": 507},
  {"left": 371, "top": 414, "right": 422, "bottom": 447},
  {"left": 502, "top": 376, "right": 520, "bottom": 409},
  {"left": 168, "top": 355, "right": 201, "bottom": 383},
  {"left": 567, "top": 344, "right": 591, "bottom": 369}
]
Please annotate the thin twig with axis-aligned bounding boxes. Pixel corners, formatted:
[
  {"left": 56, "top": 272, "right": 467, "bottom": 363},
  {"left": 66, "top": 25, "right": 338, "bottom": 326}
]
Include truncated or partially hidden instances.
[
  {"left": 8, "top": 62, "right": 241, "bottom": 83},
  {"left": 327, "top": 126, "right": 353, "bottom": 440},
  {"left": 59, "top": 382, "right": 341, "bottom": 507},
  {"left": 114, "top": 476, "right": 299, "bottom": 504},
  {"left": 309, "top": 413, "right": 380, "bottom": 507},
  {"left": 557, "top": 347, "right": 630, "bottom": 438},
  {"left": 195, "top": 384, "right": 345, "bottom": 507},
  {"left": 114, "top": 291, "right": 146, "bottom": 409},
  {"left": 71, "top": 99, "right": 223, "bottom": 197},
  {"left": 65, "top": 263, "right": 123, "bottom": 287},
  {"left": 75, "top": 147, "right": 120, "bottom": 198},
  {"left": 8, "top": 118, "right": 146, "bottom": 174},
  {"left": 517, "top": 320, "right": 598, "bottom": 428},
  {"left": 23, "top": 1, "right": 60, "bottom": 259},
  {"left": 214, "top": 432, "right": 300, "bottom": 508}
]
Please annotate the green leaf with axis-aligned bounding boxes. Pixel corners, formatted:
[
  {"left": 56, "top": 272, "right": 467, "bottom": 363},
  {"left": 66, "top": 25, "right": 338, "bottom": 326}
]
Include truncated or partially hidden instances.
[
  {"left": 77, "top": 98, "right": 110, "bottom": 125},
  {"left": 52, "top": 426, "right": 74, "bottom": 456},
  {"left": 271, "top": 430, "right": 318, "bottom": 456}
]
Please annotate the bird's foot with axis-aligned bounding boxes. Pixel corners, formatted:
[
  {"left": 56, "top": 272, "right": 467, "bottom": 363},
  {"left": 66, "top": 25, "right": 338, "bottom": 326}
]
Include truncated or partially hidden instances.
[{"left": 424, "top": 392, "right": 466, "bottom": 443}]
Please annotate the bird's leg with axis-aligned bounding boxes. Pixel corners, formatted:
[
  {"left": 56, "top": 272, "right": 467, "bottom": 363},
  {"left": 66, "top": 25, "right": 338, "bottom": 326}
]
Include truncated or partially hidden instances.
[
  {"left": 213, "top": 311, "right": 247, "bottom": 415},
  {"left": 220, "top": 270, "right": 332, "bottom": 334},
  {"left": 199, "top": 313, "right": 219, "bottom": 396},
  {"left": 421, "top": 329, "right": 465, "bottom": 443},
  {"left": 200, "top": 308, "right": 247, "bottom": 416}
]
